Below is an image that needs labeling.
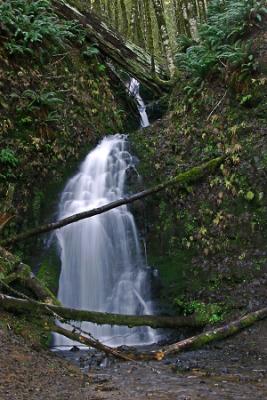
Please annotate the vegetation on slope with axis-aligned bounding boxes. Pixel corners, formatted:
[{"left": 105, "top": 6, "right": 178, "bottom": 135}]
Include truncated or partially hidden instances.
[
  {"left": 0, "top": 0, "right": 126, "bottom": 252},
  {"left": 131, "top": 0, "right": 267, "bottom": 318}
]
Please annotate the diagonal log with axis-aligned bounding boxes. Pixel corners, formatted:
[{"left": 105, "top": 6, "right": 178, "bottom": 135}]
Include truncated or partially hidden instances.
[
  {"left": 155, "top": 306, "right": 267, "bottom": 360},
  {"left": 52, "top": 324, "right": 134, "bottom": 361},
  {"left": 52, "top": 0, "right": 168, "bottom": 95},
  {"left": 107, "top": 307, "right": 267, "bottom": 361},
  {"left": 1, "top": 156, "right": 224, "bottom": 246},
  {"left": 0, "top": 294, "right": 205, "bottom": 329}
]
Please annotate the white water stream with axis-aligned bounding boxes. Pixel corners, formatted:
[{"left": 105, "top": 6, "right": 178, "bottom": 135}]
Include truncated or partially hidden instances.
[
  {"left": 128, "top": 78, "right": 150, "bottom": 128},
  {"left": 54, "top": 134, "right": 157, "bottom": 348}
]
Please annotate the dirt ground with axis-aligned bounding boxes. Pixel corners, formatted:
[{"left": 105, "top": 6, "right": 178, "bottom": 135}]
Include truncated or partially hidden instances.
[{"left": 0, "top": 319, "right": 266, "bottom": 400}]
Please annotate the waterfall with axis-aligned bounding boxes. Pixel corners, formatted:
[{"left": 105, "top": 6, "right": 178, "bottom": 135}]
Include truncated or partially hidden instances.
[
  {"left": 128, "top": 78, "right": 150, "bottom": 128},
  {"left": 54, "top": 134, "right": 157, "bottom": 348}
]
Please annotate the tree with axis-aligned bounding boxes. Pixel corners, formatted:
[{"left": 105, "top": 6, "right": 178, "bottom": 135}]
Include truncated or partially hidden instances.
[{"left": 151, "top": 0, "right": 175, "bottom": 75}]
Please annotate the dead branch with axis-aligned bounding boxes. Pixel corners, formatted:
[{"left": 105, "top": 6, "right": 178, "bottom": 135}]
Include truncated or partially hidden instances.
[{"left": 2, "top": 157, "right": 224, "bottom": 247}]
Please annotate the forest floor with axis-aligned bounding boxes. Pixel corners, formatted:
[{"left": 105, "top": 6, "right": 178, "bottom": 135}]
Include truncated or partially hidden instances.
[{"left": 0, "top": 319, "right": 266, "bottom": 400}]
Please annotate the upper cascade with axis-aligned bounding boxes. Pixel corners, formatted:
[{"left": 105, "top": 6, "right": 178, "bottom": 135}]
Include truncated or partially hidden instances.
[{"left": 128, "top": 78, "right": 150, "bottom": 128}]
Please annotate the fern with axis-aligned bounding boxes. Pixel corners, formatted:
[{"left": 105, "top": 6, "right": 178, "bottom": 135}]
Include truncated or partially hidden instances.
[
  {"left": 0, "top": 0, "right": 80, "bottom": 55},
  {"left": 175, "top": 0, "right": 266, "bottom": 83},
  {"left": 21, "top": 89, "right": 64, "bottom": 111}
]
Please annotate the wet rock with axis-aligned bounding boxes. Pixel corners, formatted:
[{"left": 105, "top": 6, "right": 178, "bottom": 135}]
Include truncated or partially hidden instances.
[
  {"left": 95, "top": 384, "right": 118, "bottom": 392},
  {"left": 100, "top": 357, "right": 114, "bottom": 368},
  {"left": 70, "top": 346, "right": 80, "bottom": 352},
  {"left": 88, "top": 374, "right": 111, "bottom": 384},
  {"left": 220, "top": 367, "right": 229, "bottom": 374},
  {"left": 163, "top": 360, "right": 172, "bottom": 366},
  {"left": 172, "top": 358, "right": 199, "bottom": 372}
]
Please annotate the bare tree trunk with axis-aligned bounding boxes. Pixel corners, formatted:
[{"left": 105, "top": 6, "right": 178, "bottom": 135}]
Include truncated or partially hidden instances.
[
  {"left": 120, "top": 0, "right": 129, "bottom": 36},
  {"left": 143, "top": 0, "right": 155, "bottom": 70},
  {"left": 1, "top": 156, "right": 224, "bottom": 246},
  {"left": 130, "top": 0, "right": 138, "bottom": 41},
  {"left": 114, "top": 0, "right": 120, "bottom": 31},
  {"left": 136, "top": 0, "right": 146, "bottom": 48},
  {"left": 151, "top": 0, "right": 176, "bottom": 75}
]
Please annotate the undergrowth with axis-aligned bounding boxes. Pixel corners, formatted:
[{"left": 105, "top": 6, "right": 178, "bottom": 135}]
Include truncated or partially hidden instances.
[
  {"left": 176, "top": 0, "right": 267, "bottom": 91},
  {"left": 0, "top": 0, "right": 82, "bottom": 56}
]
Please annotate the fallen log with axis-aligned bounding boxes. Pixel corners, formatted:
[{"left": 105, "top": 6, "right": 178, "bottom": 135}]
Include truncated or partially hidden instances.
[
  {"left": 0, "top": 294, "right": 205, "bottom": 329},
  {"left": 149, "top": 307, "right": 267, "bottom": 360},
  {"left": 54, "top": 306, "right": 267, "bottom": 361},
  {"left": 2, "top": 156, "right": 224, "bottom": 246},
  {"left": 52, "top": 324, "right": 134, "bottom": 361},
  {"left": 0, "top": 246, "right": 58, "bottom": 304},
  {"left": 1, "top": 292, "right": 266, "bottom": 362},
  {"left": 52, "top": 0, "right": 168, "bottom": 95}
]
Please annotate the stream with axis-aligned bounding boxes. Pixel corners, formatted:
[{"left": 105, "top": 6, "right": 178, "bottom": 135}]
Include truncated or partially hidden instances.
[{"left": 53, "top": 319, "right": 267, "bottom": 400}]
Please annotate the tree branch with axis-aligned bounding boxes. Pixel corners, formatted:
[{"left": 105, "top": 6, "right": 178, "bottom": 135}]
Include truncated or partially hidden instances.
[{"left": 1, "top": 156, "right": 224, "bottom": 246}]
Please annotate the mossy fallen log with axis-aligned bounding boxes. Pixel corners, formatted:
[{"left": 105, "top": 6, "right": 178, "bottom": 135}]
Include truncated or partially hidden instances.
[
  {"left": 2, "top": 156, "right": 224, "bottom": 247},
  {"left": 0, "top": 247, "right": 58, "bottom": 304},
  {"left": 146, "top": 307, "right": 267, "bottom": 360},
  {"left": 1, "top": 294, "right": 266, "bottom": 361},
  {"left": 0, "top": 294, "right": 205, "bottom": 329},
  {"left": 52, "top": 0, "right": 168, "bottom": 95}
]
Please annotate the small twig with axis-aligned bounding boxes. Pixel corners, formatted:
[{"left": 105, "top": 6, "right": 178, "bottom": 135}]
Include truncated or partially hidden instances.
[
  {"left": 50, "top": 54, "right": 68, "bottom": 65},
  {"left": 207, "top": 90, "right": 227, "bottom": 121}
]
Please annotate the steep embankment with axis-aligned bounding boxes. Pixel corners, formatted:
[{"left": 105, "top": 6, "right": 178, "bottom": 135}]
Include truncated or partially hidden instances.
[
  {"left": 131, "top": 17, "right": 267, "bottom": 319},
  {"left": 0, "top": 0, "right": 129, "bottom": 254}
]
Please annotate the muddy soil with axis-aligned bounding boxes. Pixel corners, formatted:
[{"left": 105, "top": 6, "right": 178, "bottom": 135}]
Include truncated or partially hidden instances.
[{"left": 0, "top": 319, "right": 266, "bottom": 400}]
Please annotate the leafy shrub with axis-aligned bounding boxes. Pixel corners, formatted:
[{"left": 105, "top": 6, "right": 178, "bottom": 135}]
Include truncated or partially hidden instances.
[
  {"left": 0, "top": 149, "right": 19, "bottom": 167},
  {"left": 21, "top": 89, "right": 64, "bottom": 111},
  {"left": 0, "top": 0, "right": 79, "bottom": 55},
  {"left": 0, "top": 149, "right": 19, "bottom": 181},
  {"left": 174, "top": 298, "right": 224, "bottom": 324},
  {"left": 176, "top": 0, "right": 267, "bottom": 83},
  {"left": 83, "top": 44, "right": 100, "bottom": 58}
]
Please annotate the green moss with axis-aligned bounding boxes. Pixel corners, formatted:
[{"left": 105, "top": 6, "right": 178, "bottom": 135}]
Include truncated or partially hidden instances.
[
  {"left": 173, "top": 298, "right": 225, "bottom": 324},
  {"left": 148, "top": 250, "right": 203, "bottom": 311},
  {"left": 37, "top": 245, "right": 61, "bottom": 295},
  {"left": 0, "top": 311, "right": 53, "bottom": 349}
]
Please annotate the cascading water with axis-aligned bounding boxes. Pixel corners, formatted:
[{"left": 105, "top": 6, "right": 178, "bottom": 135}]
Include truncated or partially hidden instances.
[
  {"left": 128, "top": 78, "right": 150, "bottom": 128},
  {"left": 54, "top": 134, "right": 157, "bottom": 348}
]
